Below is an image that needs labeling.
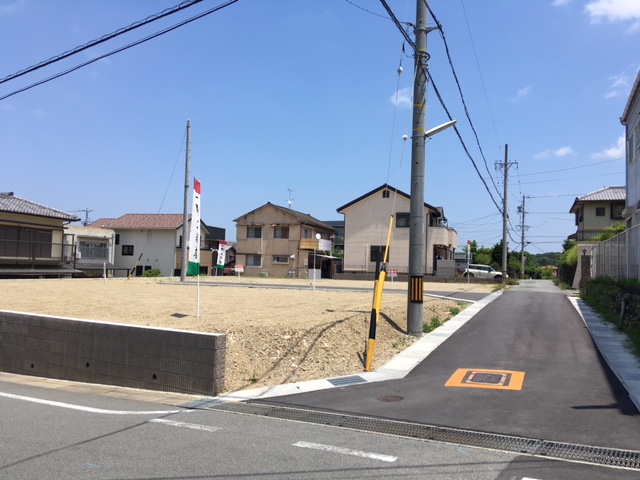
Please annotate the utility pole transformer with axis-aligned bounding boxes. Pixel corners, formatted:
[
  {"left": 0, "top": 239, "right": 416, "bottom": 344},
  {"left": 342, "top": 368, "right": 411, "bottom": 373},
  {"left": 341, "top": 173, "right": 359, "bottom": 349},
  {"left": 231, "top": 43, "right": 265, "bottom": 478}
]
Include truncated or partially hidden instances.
[{"left": 407, "top": 0, "right": 429, "bottom": 337}]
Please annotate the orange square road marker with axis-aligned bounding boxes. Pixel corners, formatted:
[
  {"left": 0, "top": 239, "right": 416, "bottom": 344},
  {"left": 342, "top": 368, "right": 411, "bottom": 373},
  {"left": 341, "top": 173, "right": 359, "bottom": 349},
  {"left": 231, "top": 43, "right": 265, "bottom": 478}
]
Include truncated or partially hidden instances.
[{"left": 445, "top": 368, "right": 525, "bottom": 391}]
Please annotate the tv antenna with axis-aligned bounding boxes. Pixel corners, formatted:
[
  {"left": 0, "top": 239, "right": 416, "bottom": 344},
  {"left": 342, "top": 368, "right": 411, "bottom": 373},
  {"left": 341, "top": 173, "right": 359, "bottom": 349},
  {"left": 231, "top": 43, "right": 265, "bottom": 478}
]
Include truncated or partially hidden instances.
[{"left": 287, "top": 188, "right": 294, "bottom": 209}]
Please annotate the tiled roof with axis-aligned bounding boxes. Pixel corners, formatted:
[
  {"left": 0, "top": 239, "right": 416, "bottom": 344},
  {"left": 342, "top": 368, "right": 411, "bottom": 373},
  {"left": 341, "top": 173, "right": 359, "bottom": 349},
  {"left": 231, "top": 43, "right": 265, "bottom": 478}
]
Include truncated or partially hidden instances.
[
  {"left": 569, "top": 186, "right": 626, "bottom": 213},
  {"left": 578, "top": 186, "right": 625, "bottom": 202},
  {"left": 233, "top": 203, "right": 335, "bottom": 231},
  {"left": 90, "top": 214, "right": 187, "bottom": 230},
  {"left": 0, "top": 192, "right": 80, "bottom": 221}
]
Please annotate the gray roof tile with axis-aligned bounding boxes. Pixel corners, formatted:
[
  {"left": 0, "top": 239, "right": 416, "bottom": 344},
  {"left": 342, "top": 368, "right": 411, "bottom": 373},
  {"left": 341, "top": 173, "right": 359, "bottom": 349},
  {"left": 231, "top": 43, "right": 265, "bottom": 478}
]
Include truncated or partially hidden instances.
[{"left": 0, "top": 192, "right": 80, "bottom": 221}]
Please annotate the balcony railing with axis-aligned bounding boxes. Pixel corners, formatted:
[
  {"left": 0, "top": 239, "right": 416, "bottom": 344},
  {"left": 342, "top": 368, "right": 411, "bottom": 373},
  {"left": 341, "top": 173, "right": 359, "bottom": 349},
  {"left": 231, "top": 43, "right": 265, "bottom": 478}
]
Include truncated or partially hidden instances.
[
  {"left": 0, "top": 239, "right": 74, "bottom": 264},
  {"left": 78, "top": 245, "right": 109, "bottom": 260}
]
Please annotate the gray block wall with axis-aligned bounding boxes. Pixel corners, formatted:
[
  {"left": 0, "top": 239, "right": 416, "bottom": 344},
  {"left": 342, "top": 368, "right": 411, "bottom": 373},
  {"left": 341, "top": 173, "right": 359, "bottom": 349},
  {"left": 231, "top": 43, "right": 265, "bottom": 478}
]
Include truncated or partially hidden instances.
[{"left": 0, "top": 310, "right": 226, "bottom": 396}]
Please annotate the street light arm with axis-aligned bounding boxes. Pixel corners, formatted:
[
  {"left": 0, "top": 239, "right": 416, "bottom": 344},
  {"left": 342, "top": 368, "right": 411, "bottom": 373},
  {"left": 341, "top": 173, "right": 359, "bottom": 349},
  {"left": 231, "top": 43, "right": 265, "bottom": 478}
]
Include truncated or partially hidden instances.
[{"left": 425, "top": 120, "right": 457, "bottom": 138}]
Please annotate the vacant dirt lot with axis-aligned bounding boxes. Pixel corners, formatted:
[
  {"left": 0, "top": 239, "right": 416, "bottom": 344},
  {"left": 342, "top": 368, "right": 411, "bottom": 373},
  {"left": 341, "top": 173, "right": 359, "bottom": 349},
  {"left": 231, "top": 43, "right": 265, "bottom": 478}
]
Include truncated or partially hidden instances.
[{"left": 0, "top": 277, "right": 493, "bottom": 393}]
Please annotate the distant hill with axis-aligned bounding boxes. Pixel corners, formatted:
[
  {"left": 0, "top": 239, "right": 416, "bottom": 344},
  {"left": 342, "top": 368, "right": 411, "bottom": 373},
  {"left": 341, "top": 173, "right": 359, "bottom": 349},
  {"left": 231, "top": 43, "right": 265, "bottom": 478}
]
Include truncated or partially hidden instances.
[{"left": 530, "top": 252, "right": 561, "bottom": 267}]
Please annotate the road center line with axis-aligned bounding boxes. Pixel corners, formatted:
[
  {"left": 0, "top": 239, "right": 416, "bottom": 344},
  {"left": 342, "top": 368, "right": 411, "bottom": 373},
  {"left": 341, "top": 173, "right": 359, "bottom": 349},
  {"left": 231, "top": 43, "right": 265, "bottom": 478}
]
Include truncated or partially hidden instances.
[
  {"left": 0, "top": 391, "right": 186, "bottom": 415},
  {"left": 293, "top": 441, "right": 397, "bottom": 463},
  {"left": 149, "top": 418, "right": 221, "bottom": 432}
]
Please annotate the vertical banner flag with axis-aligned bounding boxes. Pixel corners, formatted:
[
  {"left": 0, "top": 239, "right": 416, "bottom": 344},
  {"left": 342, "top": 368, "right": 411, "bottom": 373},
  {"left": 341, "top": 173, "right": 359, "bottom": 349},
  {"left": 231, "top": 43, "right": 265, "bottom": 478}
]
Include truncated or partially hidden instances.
[{"left": 187, "top": 177, "right": 201, "bottom": 276}]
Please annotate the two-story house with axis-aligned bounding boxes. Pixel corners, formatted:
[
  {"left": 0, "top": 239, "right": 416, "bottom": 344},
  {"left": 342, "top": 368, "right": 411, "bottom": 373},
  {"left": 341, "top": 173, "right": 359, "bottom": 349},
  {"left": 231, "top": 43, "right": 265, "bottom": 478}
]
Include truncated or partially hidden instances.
[
  {"left": 233, "top": 203, "right": 336, "bottom": 278},
  {"left": 569, "top": 186, "right": 626, "bottom": 241},
  {"left": 337, "top": 184, "right": 458, "bottom": 276},
  {"left": 90, "top": 214, "right": 222, "bottom": 277},
  {"left": 0, "top": 192, "right": 80, "bottom": 277},
  {"left": 568, "top": 186, "right": 626, "bottom": 288}
]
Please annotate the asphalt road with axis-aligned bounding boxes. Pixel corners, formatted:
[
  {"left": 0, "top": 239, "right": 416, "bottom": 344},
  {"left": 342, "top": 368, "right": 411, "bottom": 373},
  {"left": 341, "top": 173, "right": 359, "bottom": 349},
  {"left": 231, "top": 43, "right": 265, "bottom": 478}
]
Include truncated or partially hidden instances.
[
  {"left": 3, "top": 279, "right": 640, "bottom": 478},
  {"left": 253, "top": 280, "right": 640, "bottom": 467},
  {"left": 0, "top": 378, "right": 565, "bottom": 479}
]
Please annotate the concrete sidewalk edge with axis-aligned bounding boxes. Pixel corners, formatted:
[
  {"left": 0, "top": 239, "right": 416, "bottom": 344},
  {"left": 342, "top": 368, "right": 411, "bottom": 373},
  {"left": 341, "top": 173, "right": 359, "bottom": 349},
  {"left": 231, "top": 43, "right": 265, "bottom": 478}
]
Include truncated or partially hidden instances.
[{"left": 569, "top": 297, "right": 640, "bottom": 412}]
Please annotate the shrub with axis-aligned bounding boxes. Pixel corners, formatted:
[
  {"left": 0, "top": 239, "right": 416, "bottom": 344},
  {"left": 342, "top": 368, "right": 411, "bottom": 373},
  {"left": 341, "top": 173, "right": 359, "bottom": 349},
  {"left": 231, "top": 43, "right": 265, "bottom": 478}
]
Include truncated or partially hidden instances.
[{"left": 142, "top": 269, "right": 163, "bottom": 277}]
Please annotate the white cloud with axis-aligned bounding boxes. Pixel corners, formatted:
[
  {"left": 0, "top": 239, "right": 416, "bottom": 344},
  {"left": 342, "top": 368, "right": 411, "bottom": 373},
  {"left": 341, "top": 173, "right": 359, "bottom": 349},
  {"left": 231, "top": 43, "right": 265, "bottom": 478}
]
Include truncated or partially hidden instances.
[
  {"left": 0, "top": 0, "right": 25, "bottom": 15},
  {"left": 534, "top": 146, "right": 575, "bottom": 159},
  {"left": 585, "top": 0, "right": 640, "bottom": 23},
  {"left": 604, "top": 67, "right": 639, "bottom": 99},
  {"left": 512, "top": 85, "right": 533, "bottom": 102},
  {"left": 390, "top": 87, "right": 412, "bottom": 107},
  {"left": 592, "top": 135, "right": 626, "bottom": 159}
]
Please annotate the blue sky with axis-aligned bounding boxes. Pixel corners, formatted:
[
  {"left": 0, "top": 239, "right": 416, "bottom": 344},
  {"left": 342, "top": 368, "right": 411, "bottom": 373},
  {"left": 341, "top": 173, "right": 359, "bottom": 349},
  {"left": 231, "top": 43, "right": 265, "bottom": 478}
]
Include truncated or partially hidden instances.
[{"left": 1, "top": 0, "right": 638, "bottom": 254}]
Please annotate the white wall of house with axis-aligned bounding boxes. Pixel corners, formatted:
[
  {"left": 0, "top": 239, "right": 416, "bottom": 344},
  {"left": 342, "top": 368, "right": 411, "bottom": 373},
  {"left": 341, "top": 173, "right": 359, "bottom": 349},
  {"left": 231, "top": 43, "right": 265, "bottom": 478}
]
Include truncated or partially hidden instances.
[
  {"left": 624, "top": 73, "right": 640, "bottom": 227},
  {"left": 65, "top": 226, "right": 115, "bottom": 265},
  {"left": 113, "top": 229, "right": 177, "bottom": 277}
]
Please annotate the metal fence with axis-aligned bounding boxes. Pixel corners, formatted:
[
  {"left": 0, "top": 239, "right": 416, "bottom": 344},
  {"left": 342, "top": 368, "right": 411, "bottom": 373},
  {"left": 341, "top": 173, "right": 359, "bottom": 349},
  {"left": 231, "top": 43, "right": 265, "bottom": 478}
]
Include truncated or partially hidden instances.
[{"left": 592, "top": 223, "right": 640, "bottom": 280}]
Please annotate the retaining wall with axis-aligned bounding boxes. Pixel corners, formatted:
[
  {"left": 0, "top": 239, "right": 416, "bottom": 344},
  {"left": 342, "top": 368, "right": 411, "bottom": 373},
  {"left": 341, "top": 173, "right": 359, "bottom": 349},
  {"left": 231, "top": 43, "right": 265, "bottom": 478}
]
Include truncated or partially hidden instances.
[{"left": 0, "top": 310, "right": 226, "bottom": 396}]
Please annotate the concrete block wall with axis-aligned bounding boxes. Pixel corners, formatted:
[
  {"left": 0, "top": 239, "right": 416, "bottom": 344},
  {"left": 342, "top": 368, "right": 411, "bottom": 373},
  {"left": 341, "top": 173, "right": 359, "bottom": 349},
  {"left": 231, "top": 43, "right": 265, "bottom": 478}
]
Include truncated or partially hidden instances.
[{"left": 0, "top": 310, "right": 226, "bottom": 396}]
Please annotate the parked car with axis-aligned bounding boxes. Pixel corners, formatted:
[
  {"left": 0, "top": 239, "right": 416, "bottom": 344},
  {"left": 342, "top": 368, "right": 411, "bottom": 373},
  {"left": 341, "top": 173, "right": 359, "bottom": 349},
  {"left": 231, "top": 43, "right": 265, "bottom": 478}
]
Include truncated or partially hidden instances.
[{"left": 463, "top": 264, "right": 506, "bottom": 279}]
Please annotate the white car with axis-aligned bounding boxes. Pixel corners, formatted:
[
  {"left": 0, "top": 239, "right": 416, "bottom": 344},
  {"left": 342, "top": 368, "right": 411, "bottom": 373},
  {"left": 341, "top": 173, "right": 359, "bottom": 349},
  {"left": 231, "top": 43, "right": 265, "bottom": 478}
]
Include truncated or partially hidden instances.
[{"left": 463, "top": 264, "right": 506, "bottom": 279}]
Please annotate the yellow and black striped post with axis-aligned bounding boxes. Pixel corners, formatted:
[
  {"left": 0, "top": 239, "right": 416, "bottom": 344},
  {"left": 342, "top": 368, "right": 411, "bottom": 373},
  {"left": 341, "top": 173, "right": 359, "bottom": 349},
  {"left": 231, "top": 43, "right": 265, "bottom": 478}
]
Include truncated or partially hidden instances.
[{"left": 365, "top": 216, "right": 393, "bottom": 371}]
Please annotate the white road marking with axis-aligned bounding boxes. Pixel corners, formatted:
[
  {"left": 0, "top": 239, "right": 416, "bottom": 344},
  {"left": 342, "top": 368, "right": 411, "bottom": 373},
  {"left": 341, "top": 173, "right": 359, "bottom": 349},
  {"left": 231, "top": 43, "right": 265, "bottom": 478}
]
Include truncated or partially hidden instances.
[
  {"left": 293, "top": 441, "right": 397, "bottom": 463},
  {"left": 0, "top": 391, "right": 185, "bottom": 415},
  {"left": 149, "top": 418, "right": 221, "bottom": 432}
]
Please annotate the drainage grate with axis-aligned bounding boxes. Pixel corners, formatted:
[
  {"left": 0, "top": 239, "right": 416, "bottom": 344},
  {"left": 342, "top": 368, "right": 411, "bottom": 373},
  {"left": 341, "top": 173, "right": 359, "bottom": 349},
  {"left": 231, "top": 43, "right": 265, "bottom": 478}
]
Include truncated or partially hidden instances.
[
  {"left": 327, "top": 375, "right": 367, "bottom": 387},
  {"left": 203, "top": 401, "right": 640, "bottom": 470}
]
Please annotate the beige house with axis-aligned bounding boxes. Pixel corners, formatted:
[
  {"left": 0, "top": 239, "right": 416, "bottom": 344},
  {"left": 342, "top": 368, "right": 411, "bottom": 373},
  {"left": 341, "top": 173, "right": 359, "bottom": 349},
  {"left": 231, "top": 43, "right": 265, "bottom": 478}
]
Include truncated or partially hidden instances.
[
  {"left": 569, "top": 186, "right": 625, "bottom": 241},
  {"left": 233, "top": 203, "right": 336, "bottom": 279},
  {"left": 568, "top": 186, "right": 625, "bottom": 288},
  {"left": 337, "top": 184, "right": 458, "bottom": 276},
  {"left": 0, "top": 192, "right": 80, "bottom": 277}
]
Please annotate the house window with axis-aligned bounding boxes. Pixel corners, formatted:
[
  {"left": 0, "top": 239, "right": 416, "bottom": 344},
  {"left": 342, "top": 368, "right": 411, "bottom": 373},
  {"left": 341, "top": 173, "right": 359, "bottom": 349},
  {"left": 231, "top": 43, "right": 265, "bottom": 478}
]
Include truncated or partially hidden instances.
[
  {"left": 246, "top": 254, "right": 262, "bottom": 267},
  {"left": 303, "top": 228, "right": 311, "bottom": 239},
  {"left": 122, "top": 245, "right": 134, "bottom": 256},
  {"left": 79, "top": 241, "right": 108, "bottom": 260},
  {"left": 611, "top": 202, "right": 624, "bottom": 219},
  {"left": 382, "top": 189, "right": 390, "bottom": 198},
  {"left": 595, "top": 207, "right": 605, "bottom": 217},
  {"left": 396, "top": 212, "right": 410, "bottom": 228},
  {"left": 115, "top": 234, "right": 120, "bottom": 245},
  {"left": 274, "top": 226, "right": 289, "bottom": 239},
  {"left": 370, "top": 245, "right": 388, "bottom": 262},
  {"left": 273, "top": 255, "right": 289, "bottom": 264},
  {"left": 247, "top": 226, "right": 262, "bottom": 239}
]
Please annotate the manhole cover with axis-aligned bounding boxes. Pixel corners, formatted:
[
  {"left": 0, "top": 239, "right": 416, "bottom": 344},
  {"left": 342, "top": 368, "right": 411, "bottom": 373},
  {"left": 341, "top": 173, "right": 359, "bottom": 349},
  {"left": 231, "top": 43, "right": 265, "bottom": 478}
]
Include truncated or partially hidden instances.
[
  {"left": 464, "top": 372, "right": 509, "bottom": 386},
  {"left": 376, "top": 395, "right": 404, "bottom": 403}
]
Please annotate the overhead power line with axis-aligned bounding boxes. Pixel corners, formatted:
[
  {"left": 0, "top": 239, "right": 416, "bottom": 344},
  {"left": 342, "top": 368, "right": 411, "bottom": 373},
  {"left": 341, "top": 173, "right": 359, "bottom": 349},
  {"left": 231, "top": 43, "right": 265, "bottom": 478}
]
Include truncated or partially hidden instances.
[
  {"left": 426, "top": 1, "right": 502, "bottom": 201},
  {"left": 0, "top": 0, "right": 239, "bottom": 102},
  {"left": 0, "top": 0, "right": 203, "bottom": 87},
  {"left": 378, "top": 0, "right": 503, "bottom": 215}
]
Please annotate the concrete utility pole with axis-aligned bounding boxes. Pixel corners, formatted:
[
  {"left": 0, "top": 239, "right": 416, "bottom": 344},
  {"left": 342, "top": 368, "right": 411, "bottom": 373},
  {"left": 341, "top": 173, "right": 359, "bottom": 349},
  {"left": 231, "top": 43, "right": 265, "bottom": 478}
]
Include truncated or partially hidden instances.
[
  {"left": 497, "top": 144, "right": 510, "bottom": 283},
  {"left": 502, "top": 145, "right": 509, "bottom": 282},
  {"left": 407, "top": 0, "right": 429, "bottom": 337},
  {"left": 180, "top": 119, "right": 191, "bottom": 283},
  {"left": 519, "top": 195, "right": 526, "bottom": 277}
]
